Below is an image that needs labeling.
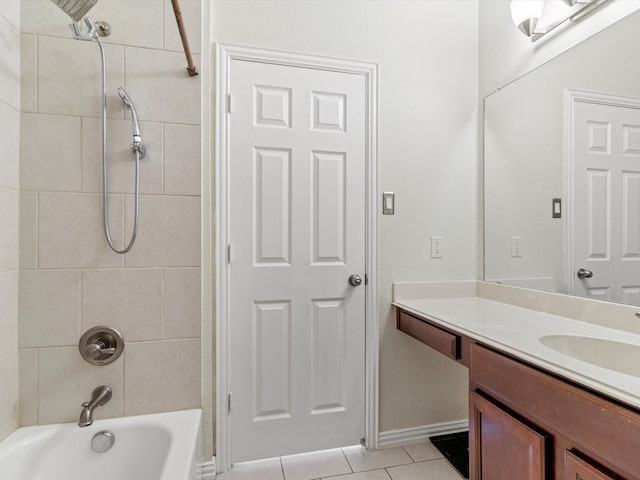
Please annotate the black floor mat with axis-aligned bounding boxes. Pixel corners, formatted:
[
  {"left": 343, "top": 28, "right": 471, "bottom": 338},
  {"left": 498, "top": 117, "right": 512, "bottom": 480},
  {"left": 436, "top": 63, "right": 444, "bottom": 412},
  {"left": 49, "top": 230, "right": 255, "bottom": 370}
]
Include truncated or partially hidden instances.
[{"left": 430, "top": 431, "right": 469, "bottom": 479}]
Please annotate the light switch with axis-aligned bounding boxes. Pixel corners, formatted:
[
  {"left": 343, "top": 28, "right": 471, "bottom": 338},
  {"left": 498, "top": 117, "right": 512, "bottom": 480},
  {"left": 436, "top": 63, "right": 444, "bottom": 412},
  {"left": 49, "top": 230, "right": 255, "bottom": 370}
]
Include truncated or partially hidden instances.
[
  {"left": 552, "top": 198, "right": 562, "bottom": 218},
  {"left": 382, "top": 192, "right": 395, "bottom": 215},
  {"left": 511, "top": 236, "right": 523, "bottom": 257}
]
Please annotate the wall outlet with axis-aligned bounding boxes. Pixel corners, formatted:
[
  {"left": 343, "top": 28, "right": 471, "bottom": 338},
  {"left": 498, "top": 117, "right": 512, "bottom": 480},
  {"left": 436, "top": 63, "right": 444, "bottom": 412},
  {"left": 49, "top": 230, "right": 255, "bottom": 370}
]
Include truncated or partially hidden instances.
[
  {"left": 511, "top": 236, "right": 523, "bottom": 257},
  {"left": 431, "top": 236, "right": 443, "bottom": 258}
]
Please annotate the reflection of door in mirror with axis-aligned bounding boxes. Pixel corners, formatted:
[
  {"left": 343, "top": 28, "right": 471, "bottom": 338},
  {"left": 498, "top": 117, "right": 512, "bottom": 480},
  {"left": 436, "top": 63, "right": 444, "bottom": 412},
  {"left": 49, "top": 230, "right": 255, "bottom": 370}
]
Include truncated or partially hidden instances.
[
  {"left": 483, "top": 9, "right": 640, "bottom": 306},
  {"left": 570, "top": 93, "right": 640, "bottom": 306}
]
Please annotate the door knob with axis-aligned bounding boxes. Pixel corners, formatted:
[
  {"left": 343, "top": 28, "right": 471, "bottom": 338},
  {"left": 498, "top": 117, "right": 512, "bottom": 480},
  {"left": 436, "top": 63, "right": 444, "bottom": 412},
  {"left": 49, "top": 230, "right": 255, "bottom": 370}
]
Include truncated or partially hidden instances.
[
  {"left": 577, "top": 268, "right": 593, "bottom": 279},
  {"left": 348, "top": 274, "right": 362, "bottom": 287}
]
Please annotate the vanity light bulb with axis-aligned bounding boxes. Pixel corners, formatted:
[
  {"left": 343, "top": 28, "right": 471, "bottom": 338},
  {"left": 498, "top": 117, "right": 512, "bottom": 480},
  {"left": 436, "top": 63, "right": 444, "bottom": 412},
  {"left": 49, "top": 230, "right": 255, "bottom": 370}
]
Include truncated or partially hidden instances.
[{"left": 510, "top": 0, "right": 544, "bottom": 36}]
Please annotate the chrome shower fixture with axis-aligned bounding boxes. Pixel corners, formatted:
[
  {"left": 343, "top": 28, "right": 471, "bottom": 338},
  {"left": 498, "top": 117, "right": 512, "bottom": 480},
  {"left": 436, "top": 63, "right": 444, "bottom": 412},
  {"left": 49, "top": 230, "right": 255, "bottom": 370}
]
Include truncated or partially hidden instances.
[
  {"left": 117, "top": 87, "right": 146, "bottom": 159},
  {"left": 50, "top": 0, "right": 97, "bottom": 22},
  {"left": 55, "top": 3, "right": 143, "bottom": 254}
]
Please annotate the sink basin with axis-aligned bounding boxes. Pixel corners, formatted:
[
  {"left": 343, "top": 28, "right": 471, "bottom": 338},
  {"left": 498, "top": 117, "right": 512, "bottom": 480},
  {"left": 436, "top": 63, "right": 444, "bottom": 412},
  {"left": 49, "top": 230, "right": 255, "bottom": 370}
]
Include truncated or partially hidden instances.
[{"left": 539, "top": 335, "right": 640, "bottom": 377}]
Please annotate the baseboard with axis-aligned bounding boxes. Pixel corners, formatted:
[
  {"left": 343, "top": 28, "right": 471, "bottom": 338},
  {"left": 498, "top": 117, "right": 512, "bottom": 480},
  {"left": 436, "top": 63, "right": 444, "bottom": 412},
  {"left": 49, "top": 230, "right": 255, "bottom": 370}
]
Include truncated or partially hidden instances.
[
  {"left": 196, "top": 458, "right": 216, "bottom": 479},
  {"left": 378, "top": 419, "right": 469, "bottom": 449}
]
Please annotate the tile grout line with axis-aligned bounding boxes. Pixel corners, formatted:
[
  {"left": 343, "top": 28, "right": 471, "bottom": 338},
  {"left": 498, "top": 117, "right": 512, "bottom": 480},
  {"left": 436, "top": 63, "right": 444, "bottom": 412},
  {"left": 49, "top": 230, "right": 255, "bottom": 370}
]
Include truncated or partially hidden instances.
[
  {"left": 339, "top": 448, "right": 353, "bottom": 473},
  {"left": 279, "top": 456, "right": 286, "bottom": 480}
]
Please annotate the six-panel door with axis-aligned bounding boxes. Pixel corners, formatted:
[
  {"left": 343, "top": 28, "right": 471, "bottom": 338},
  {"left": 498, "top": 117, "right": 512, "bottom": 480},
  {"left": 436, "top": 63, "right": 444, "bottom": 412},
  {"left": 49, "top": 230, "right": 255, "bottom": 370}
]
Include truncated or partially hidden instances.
[{"left": 228, "top": 59, "right": 367, "bottom": 462}]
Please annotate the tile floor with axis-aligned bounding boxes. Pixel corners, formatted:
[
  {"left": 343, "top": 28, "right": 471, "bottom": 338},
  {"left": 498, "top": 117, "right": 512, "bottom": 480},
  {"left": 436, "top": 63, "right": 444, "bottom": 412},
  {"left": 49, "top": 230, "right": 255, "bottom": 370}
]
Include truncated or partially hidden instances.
[{"left": 217, "top": 441, "right": 465, "bottom": 480}]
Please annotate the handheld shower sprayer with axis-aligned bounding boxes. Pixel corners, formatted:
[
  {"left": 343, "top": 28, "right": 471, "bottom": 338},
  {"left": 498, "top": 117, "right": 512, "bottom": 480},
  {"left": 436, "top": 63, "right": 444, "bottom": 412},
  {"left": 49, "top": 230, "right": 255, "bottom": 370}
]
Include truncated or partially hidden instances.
[{"left": 117, "top": 87, "right": 146, "bottom": 159}]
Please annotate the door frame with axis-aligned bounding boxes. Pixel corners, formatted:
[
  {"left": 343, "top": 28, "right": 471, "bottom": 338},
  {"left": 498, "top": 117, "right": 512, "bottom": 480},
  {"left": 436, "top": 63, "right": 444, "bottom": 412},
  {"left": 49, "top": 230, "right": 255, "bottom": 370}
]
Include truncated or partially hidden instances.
[
  {"left": 214, "top": 43, "right": 379, "bottom": 472},
  {"left": 564, "top": 89, "right": 640, "bottom": 296}
]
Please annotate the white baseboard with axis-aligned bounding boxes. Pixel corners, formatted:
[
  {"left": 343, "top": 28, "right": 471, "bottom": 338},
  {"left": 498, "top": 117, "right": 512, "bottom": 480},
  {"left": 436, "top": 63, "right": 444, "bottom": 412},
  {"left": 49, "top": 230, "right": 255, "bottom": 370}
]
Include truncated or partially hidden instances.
[
  {"left": 196, "top": 458, "right": 216, "bottom": 480},
  {"left": 378, "top": 419, "right": 469, "bottom": 449}
]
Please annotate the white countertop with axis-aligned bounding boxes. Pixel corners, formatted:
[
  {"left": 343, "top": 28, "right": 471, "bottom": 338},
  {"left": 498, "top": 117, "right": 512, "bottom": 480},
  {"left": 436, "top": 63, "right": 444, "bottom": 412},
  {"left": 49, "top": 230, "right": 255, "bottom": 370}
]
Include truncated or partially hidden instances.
[{"left": 393, "top": 296, "right": 640, "bottom": 410}]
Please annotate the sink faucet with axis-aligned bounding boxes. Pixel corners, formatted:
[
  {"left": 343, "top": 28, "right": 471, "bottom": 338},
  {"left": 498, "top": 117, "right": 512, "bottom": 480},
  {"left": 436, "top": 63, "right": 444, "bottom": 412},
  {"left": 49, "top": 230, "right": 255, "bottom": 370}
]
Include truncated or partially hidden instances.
[{"left": 78, "top": 386, "right": 112, "bottom": 427}]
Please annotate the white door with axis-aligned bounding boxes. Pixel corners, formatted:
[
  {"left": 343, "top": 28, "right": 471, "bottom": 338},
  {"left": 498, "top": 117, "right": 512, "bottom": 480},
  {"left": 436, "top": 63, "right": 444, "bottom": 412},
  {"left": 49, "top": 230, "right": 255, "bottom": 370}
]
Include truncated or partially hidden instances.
[
  {"left": 571, "top": 99, "right": 640, "bottom": 305},
  {"left": 228, "top": 59, "right": 367, "bottom": 463}
]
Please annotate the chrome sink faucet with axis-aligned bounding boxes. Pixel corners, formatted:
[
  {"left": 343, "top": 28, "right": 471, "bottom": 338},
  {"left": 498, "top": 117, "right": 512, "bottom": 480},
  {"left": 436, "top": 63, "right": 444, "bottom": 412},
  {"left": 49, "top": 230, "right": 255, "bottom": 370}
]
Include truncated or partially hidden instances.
[{"left": 78, "top": 386, "right": 112, "bottom": 427}]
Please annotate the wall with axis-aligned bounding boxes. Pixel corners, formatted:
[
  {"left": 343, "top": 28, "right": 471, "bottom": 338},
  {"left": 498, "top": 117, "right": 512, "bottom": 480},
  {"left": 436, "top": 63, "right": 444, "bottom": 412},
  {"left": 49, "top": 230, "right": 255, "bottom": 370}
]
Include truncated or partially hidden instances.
[
  {"left": 211, "top": 0, "right": 478, "bottom": 433},
  {"left": 17, "top": 0, "right": 202, "bottom": 426},
  {"left": 479, "top": 0, "right": 640, "bottom": 97},
  {"left": 0, "top": 0, "right": 20, "bottom": 443}
]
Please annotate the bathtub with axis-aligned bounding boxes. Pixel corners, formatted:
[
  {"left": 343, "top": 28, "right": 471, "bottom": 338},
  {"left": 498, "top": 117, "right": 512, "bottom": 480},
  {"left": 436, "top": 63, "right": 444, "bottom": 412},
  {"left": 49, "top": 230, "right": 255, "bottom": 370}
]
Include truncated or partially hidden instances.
[{"left": 0, "top": 409, "right": 201, "bottom": 480}]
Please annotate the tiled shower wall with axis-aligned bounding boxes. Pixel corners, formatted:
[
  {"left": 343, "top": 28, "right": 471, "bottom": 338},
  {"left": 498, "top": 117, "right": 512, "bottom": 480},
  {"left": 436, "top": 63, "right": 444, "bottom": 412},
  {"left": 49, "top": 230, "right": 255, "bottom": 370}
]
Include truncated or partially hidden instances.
[
  {"left": 18, "top": 0, "right": 202, "bottom": 425},
  {"left": 0, "top": 1, "right": 20, "bottom": 442}
]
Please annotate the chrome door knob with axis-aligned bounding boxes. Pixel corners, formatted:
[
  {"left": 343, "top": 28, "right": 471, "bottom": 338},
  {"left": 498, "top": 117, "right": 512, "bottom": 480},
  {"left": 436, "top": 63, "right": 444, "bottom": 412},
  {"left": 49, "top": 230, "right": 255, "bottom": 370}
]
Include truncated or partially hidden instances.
[
  {"left": 577, "top": 268, "right": 593, "bottom": 279},
  {"left": 348, "top": 274, "right": 362, "bottom": 287}
]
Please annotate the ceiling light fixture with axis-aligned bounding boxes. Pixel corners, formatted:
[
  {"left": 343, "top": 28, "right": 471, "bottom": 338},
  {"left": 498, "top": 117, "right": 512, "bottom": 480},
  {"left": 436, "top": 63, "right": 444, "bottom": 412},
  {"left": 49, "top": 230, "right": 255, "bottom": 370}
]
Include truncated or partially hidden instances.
[{"left": 511, "top": 0, "right": 610, "bottom": 42}]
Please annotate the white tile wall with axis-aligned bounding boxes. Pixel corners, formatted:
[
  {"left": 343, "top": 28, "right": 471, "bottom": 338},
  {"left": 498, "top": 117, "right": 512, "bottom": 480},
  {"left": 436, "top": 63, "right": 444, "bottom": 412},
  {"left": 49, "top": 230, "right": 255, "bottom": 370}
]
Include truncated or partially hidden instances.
[
  {"left": 17, "top": 0, "right": 202, "bottom": 426},
  {"left": 163, "top": 0, "right": 202, "bottom": 54},
  {"left": 19, "top": 192, "right": 37, "bottom": 269},
  {"left": 19, "top": 270, "right": 81, "bottom": 348},
  {"left": 18, "top": 349, "right": 37, "bottom": 426},
  {"left": 0, "top": 101, "right": 19, "bottom": 189},
  {"left": 21, "top": 113, "right": 82, "bottom": 192},
  {"left": 0, "top": 271, "right": 18, "bottom": 356},
  {"left": 81, "top": 268, "right": 163, "bottom": 341},
  {"left": 82, "top": 117, "right": 164, "bottom": 194},
  {"left": 163, "top": 268, "right": 201, "bottom": 339},
  {"left": 0, "top": 188, "right": 19, "bottom": 271},
  {"left": 20, "top": 34, "right": 37, "bottom": 113},
  {"left": 0, "top": 351, "right": 19, "bottom": 440},
  {"left": 125, "top": 47, "right": 201, "bottom": 124},
  {"left": 124, "top": 338, "right": 201, "bottom": 415},
  {"left": 0, "top": 14, "right": 20, "bottom": 111},
  {"left": 0, "top": 0, "right": 20, "bottom": 443},
  {"left": 38, "top": 193, "right": 125, "bottom": 268},
  {"left": 38, "top": 37, "right": 125, "bottom": 118},
  {"left": 37, "top": 346, "right": 125, "bottom": 424},
  {"left": 124, "top": 195, "right": 201, "bottom": 267},
  {"left": 164, "top": 123, "right": 201, "bottom": 195},
  {"left": 0, "top": 0, "right": 20, "bottom": 31}
]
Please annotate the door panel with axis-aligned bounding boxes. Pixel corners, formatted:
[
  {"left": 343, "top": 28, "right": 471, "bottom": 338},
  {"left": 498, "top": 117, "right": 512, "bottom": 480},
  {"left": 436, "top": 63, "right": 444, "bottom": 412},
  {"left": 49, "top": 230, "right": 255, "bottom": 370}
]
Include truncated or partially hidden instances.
[{"left": 228, "top": 59, "right": 366, "bottom": 463}]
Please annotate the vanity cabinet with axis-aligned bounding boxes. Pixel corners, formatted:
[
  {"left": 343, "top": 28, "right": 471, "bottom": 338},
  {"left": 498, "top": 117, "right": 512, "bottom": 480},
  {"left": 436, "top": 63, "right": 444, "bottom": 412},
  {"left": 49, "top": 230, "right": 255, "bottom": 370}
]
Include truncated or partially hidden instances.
[
  {"left": 395, "top": 307, "right": 640, "bottom": 480},
  {"left": 470, "top": 342, "right": 640, "bottom": 480},
  {"left": 469, "top": 391, "right": 545, "bottom": 480}
]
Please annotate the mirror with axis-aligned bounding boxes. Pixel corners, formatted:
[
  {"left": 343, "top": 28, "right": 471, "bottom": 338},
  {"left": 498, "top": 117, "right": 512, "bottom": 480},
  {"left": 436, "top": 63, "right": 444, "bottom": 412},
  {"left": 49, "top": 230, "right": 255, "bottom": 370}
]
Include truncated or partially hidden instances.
[{"left": 484, "top": 9, "right": 640, "bottom": 306}]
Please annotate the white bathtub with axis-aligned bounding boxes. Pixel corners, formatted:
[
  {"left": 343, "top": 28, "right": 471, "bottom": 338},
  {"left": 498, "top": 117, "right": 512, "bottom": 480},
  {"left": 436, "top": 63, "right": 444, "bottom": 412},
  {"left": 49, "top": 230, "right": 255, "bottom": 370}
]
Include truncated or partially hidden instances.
[{"left": 0, "top": 409, "right": 201, "bottom": 480}]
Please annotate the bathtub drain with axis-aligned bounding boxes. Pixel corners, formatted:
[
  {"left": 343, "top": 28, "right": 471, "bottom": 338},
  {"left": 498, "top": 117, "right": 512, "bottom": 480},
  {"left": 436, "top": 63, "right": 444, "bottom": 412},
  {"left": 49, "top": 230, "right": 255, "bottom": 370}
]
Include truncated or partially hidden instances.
[{"left": 91, "top": 430, "right": 115, "bottom": 453}]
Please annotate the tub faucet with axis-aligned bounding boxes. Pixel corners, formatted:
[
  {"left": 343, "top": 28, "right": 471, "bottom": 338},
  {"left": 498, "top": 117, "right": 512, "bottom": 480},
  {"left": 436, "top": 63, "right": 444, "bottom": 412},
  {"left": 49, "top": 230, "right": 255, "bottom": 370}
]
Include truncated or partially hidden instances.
[{"left": 78, "top": 386, "right": 112, "bottom": 427}]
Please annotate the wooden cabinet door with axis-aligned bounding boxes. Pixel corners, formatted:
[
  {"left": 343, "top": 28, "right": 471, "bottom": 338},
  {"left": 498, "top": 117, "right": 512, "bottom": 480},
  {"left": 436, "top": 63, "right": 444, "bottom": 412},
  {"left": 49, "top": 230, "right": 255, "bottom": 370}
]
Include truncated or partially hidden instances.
[
  {"left": 565, "top": 451, "right": 616, "bottom": 480},
  {"left": 469, "top": 391, "right": 545, "bottom": 480}
]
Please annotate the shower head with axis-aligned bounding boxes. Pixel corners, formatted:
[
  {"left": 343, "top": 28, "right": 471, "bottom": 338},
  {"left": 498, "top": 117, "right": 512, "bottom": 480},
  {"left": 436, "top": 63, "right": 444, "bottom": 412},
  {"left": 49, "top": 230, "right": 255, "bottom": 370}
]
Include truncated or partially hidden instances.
[
  {"left": 117, "top": 87, "right": 133, "bottom": 108},
  {"left": 117, "top": 88, "right": 144, "bottom": 156},
  {"left": 50, "top": 0, "right": 98, "bottom": 23}
]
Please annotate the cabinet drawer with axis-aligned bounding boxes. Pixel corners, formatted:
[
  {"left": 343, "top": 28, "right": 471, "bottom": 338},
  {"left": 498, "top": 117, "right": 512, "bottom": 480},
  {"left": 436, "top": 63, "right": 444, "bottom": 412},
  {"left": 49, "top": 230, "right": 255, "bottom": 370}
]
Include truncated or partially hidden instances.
[
  {"left": 565, "top": 451, "right": 615, "bottom": 480},
  {"left": 470, "top": 343, "right": 640, "bottom": 478},
  {"left": 396, "top": 309, "right": 459, "bottom": 360}
]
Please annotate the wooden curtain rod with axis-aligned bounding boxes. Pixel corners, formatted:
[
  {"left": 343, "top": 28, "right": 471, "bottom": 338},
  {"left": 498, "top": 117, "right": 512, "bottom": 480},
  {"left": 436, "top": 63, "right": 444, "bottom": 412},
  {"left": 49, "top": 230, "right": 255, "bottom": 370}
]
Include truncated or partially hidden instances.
[{"left": 170, "top": 0, "right": 198, "bottom": 77}]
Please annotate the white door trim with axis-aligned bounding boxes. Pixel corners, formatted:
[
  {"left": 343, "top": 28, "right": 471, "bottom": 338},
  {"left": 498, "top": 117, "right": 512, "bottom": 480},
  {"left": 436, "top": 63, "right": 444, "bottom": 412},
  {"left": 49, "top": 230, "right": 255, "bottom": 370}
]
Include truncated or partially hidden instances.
[
  {"left": 215, "top": 43, "right": 379, "bottom": 472},
  {"left": 564, "top": 89, "right": 640, "bottom": 295}
]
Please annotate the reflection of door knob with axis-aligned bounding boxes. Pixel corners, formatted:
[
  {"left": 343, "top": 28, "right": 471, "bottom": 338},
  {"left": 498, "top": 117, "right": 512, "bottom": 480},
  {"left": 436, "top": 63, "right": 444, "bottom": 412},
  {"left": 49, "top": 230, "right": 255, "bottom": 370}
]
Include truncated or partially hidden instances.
[
  {"left": 577, "top": 268, "right": 593, "bottom": 279},
  {"left": 349, "top": 274, "right": 362, "bottom": 287}
]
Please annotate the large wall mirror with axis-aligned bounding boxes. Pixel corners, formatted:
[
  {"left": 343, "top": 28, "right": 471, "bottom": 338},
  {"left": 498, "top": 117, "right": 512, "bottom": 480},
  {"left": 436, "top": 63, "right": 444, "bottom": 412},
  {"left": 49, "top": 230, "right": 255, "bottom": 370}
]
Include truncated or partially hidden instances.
[{"left": 484, "top": 9, "right": 640, "bottom": 306}]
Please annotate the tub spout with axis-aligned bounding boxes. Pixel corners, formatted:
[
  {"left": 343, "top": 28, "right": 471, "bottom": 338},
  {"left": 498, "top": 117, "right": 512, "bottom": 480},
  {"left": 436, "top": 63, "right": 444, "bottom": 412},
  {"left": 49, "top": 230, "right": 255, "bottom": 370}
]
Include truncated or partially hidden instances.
[{"left": 78, "top": 386, "right": 112, "bottom": 427}]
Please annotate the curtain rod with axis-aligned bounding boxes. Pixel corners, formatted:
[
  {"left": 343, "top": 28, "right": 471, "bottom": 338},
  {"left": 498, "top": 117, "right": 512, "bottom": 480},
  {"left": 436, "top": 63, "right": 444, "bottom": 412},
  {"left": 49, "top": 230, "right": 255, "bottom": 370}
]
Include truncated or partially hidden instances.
[{"left": 170, "top": 0, "right": 198, "bottom": 77}]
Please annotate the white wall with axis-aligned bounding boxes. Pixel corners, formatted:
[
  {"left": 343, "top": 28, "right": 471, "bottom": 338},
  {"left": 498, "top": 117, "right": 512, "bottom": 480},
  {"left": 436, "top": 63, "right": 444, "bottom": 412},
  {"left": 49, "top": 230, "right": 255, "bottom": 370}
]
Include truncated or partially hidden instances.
[
  {"left": 211, "top": 0, "right": 478, "bottom": 433},
  {"left": 0, "top": 0, "right": 20, "bottom": 443},
  {"left": 479, "top": 0, "right": 640, "bottom": 97}
]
